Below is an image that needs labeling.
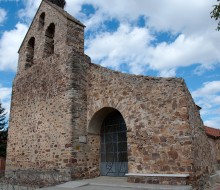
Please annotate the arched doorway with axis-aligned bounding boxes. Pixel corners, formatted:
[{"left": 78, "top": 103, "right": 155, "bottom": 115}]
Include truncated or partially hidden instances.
[{"left": 100, "top": 110, "right": 128, "bottom": 177}]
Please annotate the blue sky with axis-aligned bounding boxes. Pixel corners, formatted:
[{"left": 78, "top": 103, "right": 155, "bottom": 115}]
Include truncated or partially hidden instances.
[{"left": 0, "top": 0, "right": 220, "bottom": 128}]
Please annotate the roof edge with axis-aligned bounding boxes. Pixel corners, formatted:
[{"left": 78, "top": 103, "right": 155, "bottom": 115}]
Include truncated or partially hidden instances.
[
  {"left": 18, "top": 0, "right": 44, "bottom": 53},
  {"left": 205, "top": 126, "right": 220, "bottom": 138},
  {"left": 44, "top": 0, "right": 85, "bottom": 27}
]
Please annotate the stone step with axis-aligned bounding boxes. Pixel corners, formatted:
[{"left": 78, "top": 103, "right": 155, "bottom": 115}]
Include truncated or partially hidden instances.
[
  {"left": 38, "top": 176, "right": 192, "bottom": 190},
  {"left": 210, "top": 173, "right": 220, "bottom": 186}
]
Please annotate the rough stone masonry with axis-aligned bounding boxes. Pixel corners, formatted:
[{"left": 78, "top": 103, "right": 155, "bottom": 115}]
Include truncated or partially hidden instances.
[{"left": 6, "top": 0, "right": 219, "bottom": 189}]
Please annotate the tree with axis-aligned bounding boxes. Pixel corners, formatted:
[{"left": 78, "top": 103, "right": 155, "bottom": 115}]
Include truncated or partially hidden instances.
[
  {"left": 0, "top": 101, "right": 7, "bottom": 130},
  {"left": 211, "top": 0, "right": 220, "bottom": 30},
  {"left": 0, "top": 129, "right": 7, "bottom": 157},
  {"left": 0, "top": 102, "right": 7, "bottom": 157}
]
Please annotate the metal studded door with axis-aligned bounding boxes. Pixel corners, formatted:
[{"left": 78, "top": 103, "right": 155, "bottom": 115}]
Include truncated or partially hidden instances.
[{"left": 100, "top": 111, "right": 128, "bottom": 177}]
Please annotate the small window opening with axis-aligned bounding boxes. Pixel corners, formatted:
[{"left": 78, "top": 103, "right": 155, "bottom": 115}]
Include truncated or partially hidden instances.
[
  {"left": 39, "top": 13, "right": 45, "bottom": 30},
  {"left": 44, "top": 23, "right": 55, "bottom": 57},
  {"left": 25, "top": 37, "right": 35, "bottom": 69}
]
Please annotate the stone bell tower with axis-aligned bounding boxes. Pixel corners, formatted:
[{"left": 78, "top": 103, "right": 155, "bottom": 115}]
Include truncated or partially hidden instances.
[{"left": 6, "top": 0, "right": 90, "bottom": 177}]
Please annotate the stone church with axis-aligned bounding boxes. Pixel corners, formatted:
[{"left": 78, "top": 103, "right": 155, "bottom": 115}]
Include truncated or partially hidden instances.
[{"left": 6, "top": 0, "right": 219, "bottom": 188}]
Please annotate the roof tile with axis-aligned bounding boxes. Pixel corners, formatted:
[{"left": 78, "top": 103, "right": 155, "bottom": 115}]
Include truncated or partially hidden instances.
[{"left": 205, "top": 126, "right": 220, "bottom": 138}]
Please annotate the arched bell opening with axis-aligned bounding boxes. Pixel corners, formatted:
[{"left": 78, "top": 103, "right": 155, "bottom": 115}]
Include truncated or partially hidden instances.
[
  {"left": 38, "top": 12, "right": 45, "bottom": 30},
  {"left": 43, "top": 23, "right": 55, "bottom": 57},
  {"left": 25, "top": 37, "right": 35, "bottom": 69}
]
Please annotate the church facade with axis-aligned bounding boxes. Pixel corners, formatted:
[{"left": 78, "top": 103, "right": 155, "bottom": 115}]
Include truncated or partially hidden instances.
[{"left": 6, "top": 0, "right": 218, "bottom": 188}]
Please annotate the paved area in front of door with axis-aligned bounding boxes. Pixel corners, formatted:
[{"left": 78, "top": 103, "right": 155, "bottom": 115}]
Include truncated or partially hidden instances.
[{"left": 38, "top": 176, "right": 192, "bottom": 190}]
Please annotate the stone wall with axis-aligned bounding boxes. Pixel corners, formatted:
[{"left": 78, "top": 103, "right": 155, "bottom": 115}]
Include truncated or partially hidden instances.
[
  {"left": 86, "top": 64, "right": 219, "bottom": 188},
  {"left": 128, "top": 176, "right": 188, "bottom": 185},
  {"left": 215, "top": 139, "right": 220, "bottom": 166},
  {"left": 7, "top": 54, "right": 73, "bottom": 170},
  {"left": 86, "top": 63, "right": 195, "bottom": 183},
  {"left": 208, "top": 137, "right": 220, "bottom": 169},
  {"left": 6, "top": 0, "right": 85, "bottom": 175},
  {"left": 67, "top": 53, "right": 89, "bottom": 178},
  {"left": 185, "top": 87, "right": 216, "bottom": 189}
]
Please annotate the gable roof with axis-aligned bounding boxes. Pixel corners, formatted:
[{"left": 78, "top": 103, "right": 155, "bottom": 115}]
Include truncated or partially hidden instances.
[
  {"left": 45, "top": 0, "right": 85, "bottom": 27},
  {"left": 205, "top": 126, "right": 220, "bottom": 138},
  {"left": 18, "top": 0, "right": 85, "bottom": 53}
]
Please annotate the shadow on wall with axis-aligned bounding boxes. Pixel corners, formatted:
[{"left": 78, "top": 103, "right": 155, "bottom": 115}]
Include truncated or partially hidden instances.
[{"left": 88, "top": 107, "right": 124, "bottom": 135}]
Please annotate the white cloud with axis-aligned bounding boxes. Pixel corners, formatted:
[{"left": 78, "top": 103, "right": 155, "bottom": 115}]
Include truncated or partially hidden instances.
[
  {"left": 192, "top": 81, "right": 220, "bottom": 97},
  {"left": 85, "top": 23, "right": 152, "bottom": 74},
  {"left": 0, "top": 85, "right": 12, "bottom": 115},
  {"left": 0, "top": 23, "right": 28, "bottom": 71},
  {"left": 145, "top": 0, "right": 216, "bottom": 34},
  {"left": 18, "top": 0, "right": 84, "bottom": 22},
  {"left": 18, "top": 0, "right": 41, "bottom": 22},
  {"left": 192, "top": 81, "right": 220, "bottom": 129},
  {"left": 159, "top": 69, "right": 176, "bottom": 77},
  {"left": 66, "top": 0, "right": 87, "bottom": 17},
  {"left": 148, "top": 32, "right": 220, "bottom": 76},
  {"left": 213, "top": 96, "right": 220, "bottom": 104},
  {"left": 16, "top": 0, "right": 220, "bottom": 77},
  {"left": 0, "top": 8, "right": 7, "bottom": 25},
  {"left": 69, "top": 0, "right": 220, "bottom": 77},
  {"left": 65, "top": 0, "right": 216, "bottom": 34},
  {"left": 86, "top": 26, "right": 220, "bottom": 77},
  {"left": 204, "top": 119, "right": 220, "bottom": 129}
]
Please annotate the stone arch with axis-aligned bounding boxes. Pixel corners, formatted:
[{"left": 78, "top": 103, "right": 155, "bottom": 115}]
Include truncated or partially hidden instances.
[
  {"left": 38, "top": 12, "right": 45, "bottom": 30},
  {"left": 43, "top": 23, "right": 55, "bottom": 57},
  {"left": 25, "top": 37, "right": 35, "bottom": 69},
  {"left": 88, "top": 107, "right": 119, "bottom": 135}
]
